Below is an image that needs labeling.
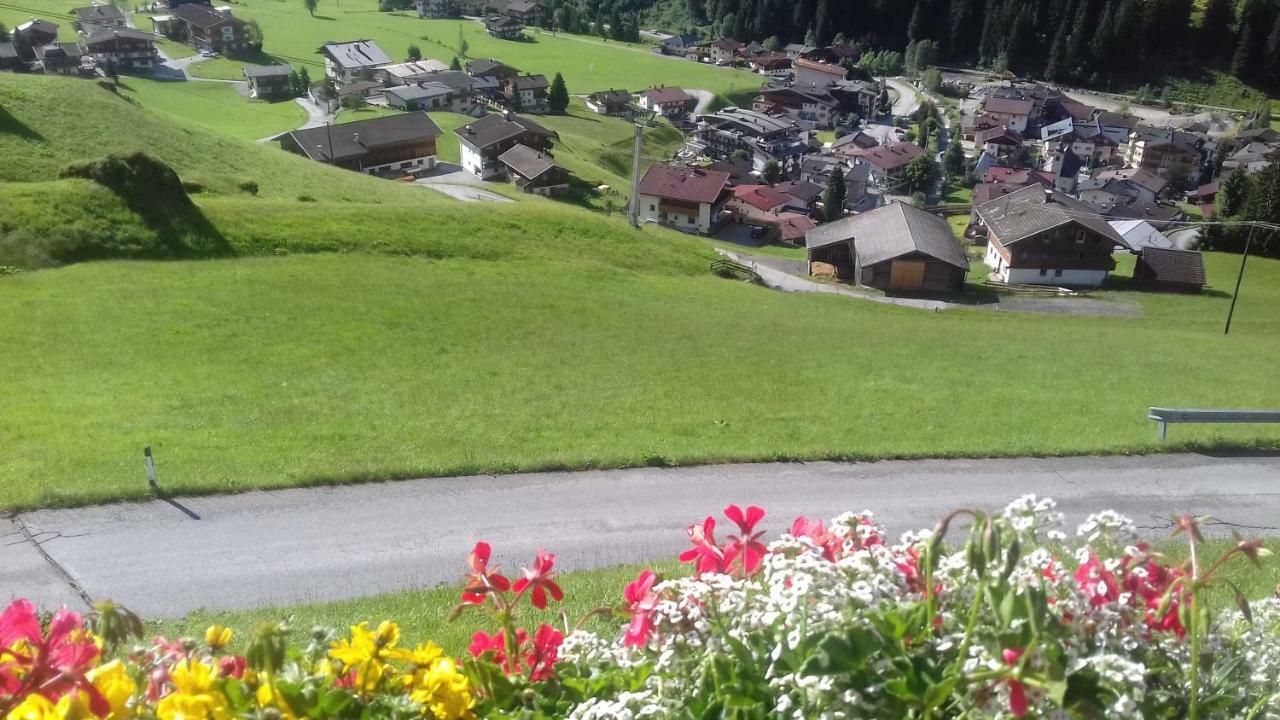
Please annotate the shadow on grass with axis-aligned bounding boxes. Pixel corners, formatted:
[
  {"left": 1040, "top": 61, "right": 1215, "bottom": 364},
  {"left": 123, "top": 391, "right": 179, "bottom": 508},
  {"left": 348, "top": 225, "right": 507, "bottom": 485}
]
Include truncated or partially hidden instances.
[{"left": 0, "top": 105, "right": 44, "bottom": 141}]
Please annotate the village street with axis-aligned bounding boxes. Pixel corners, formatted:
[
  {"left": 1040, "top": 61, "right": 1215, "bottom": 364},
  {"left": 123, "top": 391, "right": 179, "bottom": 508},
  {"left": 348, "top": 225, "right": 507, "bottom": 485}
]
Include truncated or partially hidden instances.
[{"left": 5, "top": 452, "right": 1279, "bottom": 617}]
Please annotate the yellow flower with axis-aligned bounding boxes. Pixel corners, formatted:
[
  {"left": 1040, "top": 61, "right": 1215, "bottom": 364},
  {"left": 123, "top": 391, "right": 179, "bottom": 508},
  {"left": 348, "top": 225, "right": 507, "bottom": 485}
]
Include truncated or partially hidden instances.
[
  {"left": 4, "top": 693, "right": 93, "bottom": 720},
  {"left": 404, "top": 642, "right": 444, "bottom": 669},
  {"left": 156, "top": 660, "right": 229, "bottom": 720},
  {"left": 203, "top": 626, "right": 232, "bottom": 651},
  {"left": 408, "top": 658, "right": 473, "bottom": 720},
  {"left": 328, "top": 622, "right": 405, "bottom": 694},
  {"left": 87, "top": 660, "right": 137, "bottom": 718},
  {"left": 254, "top": 677, "right": 296, "bottom": 720}
]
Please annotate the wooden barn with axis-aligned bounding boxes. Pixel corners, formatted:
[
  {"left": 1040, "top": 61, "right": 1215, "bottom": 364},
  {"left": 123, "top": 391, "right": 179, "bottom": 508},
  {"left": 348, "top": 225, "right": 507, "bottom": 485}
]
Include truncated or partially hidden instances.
[
  {"left": 1133, "top": 247, "right": 1205, "bottom": 293},
  {"left": 805, "top": 202, "right": 968, "bottom": 293}
]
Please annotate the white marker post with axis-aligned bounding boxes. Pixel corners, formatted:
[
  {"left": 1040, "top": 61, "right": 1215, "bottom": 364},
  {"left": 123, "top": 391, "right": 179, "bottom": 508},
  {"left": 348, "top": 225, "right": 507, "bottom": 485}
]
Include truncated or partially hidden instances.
[{"left": 144, "top": 446, "right": 158, "bottom": 491}]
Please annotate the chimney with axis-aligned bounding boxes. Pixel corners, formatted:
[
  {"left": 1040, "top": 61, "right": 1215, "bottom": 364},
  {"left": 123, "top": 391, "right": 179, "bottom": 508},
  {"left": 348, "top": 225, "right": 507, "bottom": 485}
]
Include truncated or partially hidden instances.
[
  {"left": 1043, "top": 188, "right": 1054, "bottom": 203},
  {"left": 353, "top": 132, "right": 361, "bottom": 145}
]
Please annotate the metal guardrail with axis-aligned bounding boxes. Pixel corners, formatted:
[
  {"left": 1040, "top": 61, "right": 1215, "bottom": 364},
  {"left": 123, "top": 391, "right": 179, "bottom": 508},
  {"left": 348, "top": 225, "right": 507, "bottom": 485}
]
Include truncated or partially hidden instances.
[{"left": 1148, "top": 407, "right": 1280, "bottom": 441}]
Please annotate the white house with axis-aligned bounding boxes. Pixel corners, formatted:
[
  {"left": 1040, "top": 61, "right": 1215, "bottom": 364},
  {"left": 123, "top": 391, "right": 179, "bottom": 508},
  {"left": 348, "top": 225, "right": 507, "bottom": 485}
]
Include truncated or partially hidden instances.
[{"left": 636, "top": 164, "right": 731, "bottom": 235}]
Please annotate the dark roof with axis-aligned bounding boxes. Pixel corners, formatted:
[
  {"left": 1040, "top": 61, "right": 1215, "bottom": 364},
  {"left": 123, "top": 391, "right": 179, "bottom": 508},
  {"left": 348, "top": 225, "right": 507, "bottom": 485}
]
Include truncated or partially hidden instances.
[
  {"left": 243, "top": 63, "right": 292, "bottom": 79},
  {"left": 172, "top": 4, "right": 243, "bottom": 29},
  {"left": 712, "top": 37, "right": 744, "bottom": 51},
  {"left": 0, "top": 42, "right": 17, "bottom": 60},
  {"left": 641, "top": 86, "right": 693, "bottom": 104},
  {"left": 509, "top": 74, "right": 548, "bottom": 90},
  {"left": 422, "top": 70, "right": 475, "bottom": 90},
  {"left": 383, "top": 82, "right": 454, "bottom": 101},
  {"left": 85, "top": 28, "right": 155, "bottom": 45},
  {"left": 977, "top": 125, "right": 1024, "bottom": 145},
  {"left": 454, "top": 112, "right": 553, "bottom": 149},
  {"left": 588, "top": 89, "right": 631, "bottom": 105},
  {"left": 285, "top": 112, "right": 442, "bottom": 162},
  {"left": 17, "top": 19, "right": 59, "bottom": 36},
  {"left": 485, "top": 15, "right": 522, "bottom": 28},
  {"left": 1096, "top": 111, "right": 1140, "bottom": 129},
  {"left": 505, "top": 0, "right": 537, "bottom": 12},
  {"left": 1092, "top": 167, "right": 1168, "bottom": 195},
  {"left": 975, "top": 185, "right": 1126, "bottom": 246},
  {"left": 73, "top": 5, "right": 125, "bottom": 22},
  {"left": 1138, "top": 248, "right": 1205, "bottom": 287},
  {"left": 831, "top": 130, "right": 878, "bottom": 151},
  {"left": 465, "top": 58, "right": 518, "bottom": 77},
  {"left": 335, "top": 79, "right": 383, "bottom": 96},
  {"left": 774, "top": 179, "right": 823, "bottom": 202},
  {"left": 498, "top": 143, "right": 562, "bottom": 180},
  {"left": 34, "top": 42, "right": 83, "bottom": 60},
  {"left": 318, "top": 39, "right": 390, "bottom": 69},
  {"left": 806, "top": 202, "right": 968, "bottom": 270},
  {"left": 637, "top": 164, "right": 730, "bottom": 203},
  {"left": 983, "top": 97, "right": 1034, "bottom": 116}
]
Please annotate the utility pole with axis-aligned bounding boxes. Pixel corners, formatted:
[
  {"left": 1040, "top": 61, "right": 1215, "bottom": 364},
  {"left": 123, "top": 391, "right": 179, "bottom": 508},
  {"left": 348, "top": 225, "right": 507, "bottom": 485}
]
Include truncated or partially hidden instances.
[
  {"left": 1224, "top": 223, "right": 1258, "bottom": 336},
  {"left": 627, "top": 117, "right": 645, "bottom": 228}
]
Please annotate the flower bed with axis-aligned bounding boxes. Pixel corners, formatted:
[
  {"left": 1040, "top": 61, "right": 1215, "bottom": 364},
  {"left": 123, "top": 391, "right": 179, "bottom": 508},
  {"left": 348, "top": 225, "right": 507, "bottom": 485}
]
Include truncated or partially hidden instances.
[{"left": 2, "top": 496, "right": 1278, "bottom": 719}]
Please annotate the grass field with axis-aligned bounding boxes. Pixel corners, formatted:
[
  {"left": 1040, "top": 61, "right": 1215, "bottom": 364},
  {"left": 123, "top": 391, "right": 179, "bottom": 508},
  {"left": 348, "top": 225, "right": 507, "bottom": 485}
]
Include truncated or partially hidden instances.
[
  {"left": 2, "top": 248, "right": 1278, "bottom": 510},
  {"left": 115, "top": 77, "right": 307, "bottom": 142},
  {"left": 152, "top": 538, "right": 1280, "bottom": 658}
]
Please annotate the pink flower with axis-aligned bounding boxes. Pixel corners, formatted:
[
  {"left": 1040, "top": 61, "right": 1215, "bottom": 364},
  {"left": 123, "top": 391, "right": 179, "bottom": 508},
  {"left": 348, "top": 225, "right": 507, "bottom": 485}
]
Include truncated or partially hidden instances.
[
  {"left": 0, "top": 600, "right": 108, "bottom": 716},
  {"left": 1002, "top": 648, "right": 1027, "bottom": 717},
  {"left": 525, "top": 624, "right": 562, "bottom": 681},
  {"left": 723, "top": 505, "right": 767, "bottom": 576},
  {"left": 679, "top": 515, "right": 733, "bottom": 576},
  {"left": 623, "top": 570, "right": 660, "bottom": 648},
  {"left": 790, "top": 516, "right": 839, "bottom": 561},
  {"left": 218, "top": 655, "right": 246, "bottom": 679},
  {"left": 461, "top": 542, "right": 511, "bottom": 605},
  {"left": 512, "top": 549, "right": 564, "bottom": 610}
]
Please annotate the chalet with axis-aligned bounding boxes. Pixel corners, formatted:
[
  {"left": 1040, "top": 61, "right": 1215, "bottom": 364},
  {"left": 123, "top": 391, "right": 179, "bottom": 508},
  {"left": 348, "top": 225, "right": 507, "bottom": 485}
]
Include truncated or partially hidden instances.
[
  {"left": 708, "top": 37, "right": 744, "bottom": 64},
  {"left": 752, "top": 87, "right": 837, "bottom": 130},
  {"left": 750, "top": 52, "right": 792, "bottom": 75},
  {"left": 847, "top": 142, "right": 927, "bottom": 189},
  {"left": 1096, "top": 111, "right": 1141, "bottom": 144},
  {"left": 767, "top": 212, "right": 817, "bottom": 245},
  {"left": 378, "top": 59, "right": 450, "bottom": 85},
  {"left": 1079, "top": 167, "right": 1167, "bottom": 206},
  {"left": 72, "top": 5, "right": 126, "bottom": 34},
  {"left": 636, "top": 164, "right": 731, "bottom": 234},
  {"left": 708, "top": 155, "right": 754, "bottom": 185},
  {"left": 961, "top": 112, "right": 1001, "bottom": 142},
  {"left": 1123, "top": 127, "right": 1201, "bottom": 183},
  {"left": 500, "top": 0, "right": 540, "bottom": 23},
  {"left": 828, "top": 79, "right": 880, "bottom": 118},
  {"left": 1043, "top": 145, "right": 1083, "bottom": 194},
  {"left": 465, "top": 58, "right": 519, "bottom": 81},
  {"left": 690, "top": 107, "right": 808, "bottom": 174},
  {"left": 806, "top": 202, "right": 967, "bottom": 292},
  {"left": 658, "top": 34, "right": 699, "bottom": 56},
  {"left": 383, "top": 82, "right": 458, "bottom": 111},
  {"left": 730, "top": 184, "right": 790, "bottom": 214},
  {"left": 84, "top": 28, "right": 159, "bottom": 71},
  {"left": 637, "top": 86, "right": 695, "bottom": 120},
  {"left": 280, "top": 112, "right": 442, "bottom": 176},
  {"left": 791, "top": 58, "right": 846, "bottom": 92},
  {"left": 1222, "top": 141, "right": 1280, "bottom": 173},
  {"left": 242, "top": 64, "right": 292, "bottom": 100},
  {"left": 782, "top": 43, "right": 812, "bottom": 58},
  {"left": 1133, "top": 247, "right": 1205, "bottom": 293},
  {"left": 454, "top": 112, "right": 555, "bottom": 179},
  {"left": 828, "top": 133, "right": 879, "bottom": 163},
  {"left": 585, "top": 89, "right": 632, "bottom": 116},
  {"left": 1040, "top": 118, "right": 1117, "bottom": 167},
  {"left": 975, "top": 185, "right": 1128, "bottom": 287},
  {"left": 804, "top": 43, "right": 859, "bottom": 65},
  {"left": 0, "top": 42, "right": 21, "bottom": 71},
  {"left": 318, "top": 40, "right": 391, "bottom": 84},
  {"left": 484, "top": 15, "right": 523, "bottom": 40},
  {"left": 498, "top": 144, "right": 569, "bottom": 196},
  {"left": 981, "top": 96, "right": 1033, "bottom": 134},
  {"left": 34, "top": 43, "right": 86, "bottom": 75},
  {"left": 799, "top": 156, "right": 868, "bottom": 210},
  {"left": 773, "top": 179, "right": 823, "bottom": 213},
  {"left": 414, "top": 0, "right": 456, "bottom": 18},
  {"left": 976, "top": 126, "right": 1024, "bottom": 159},
  {"left": 503, "top": 74, "right": 549, "bottom": 113},
  {"left": 169, "top": 4, "right": 249, "bottom": 54}
]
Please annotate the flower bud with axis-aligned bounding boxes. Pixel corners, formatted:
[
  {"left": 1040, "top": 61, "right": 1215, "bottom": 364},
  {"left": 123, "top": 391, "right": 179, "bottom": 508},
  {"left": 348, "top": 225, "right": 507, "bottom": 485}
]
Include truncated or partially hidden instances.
[{"left": 205, "top": 624, "right": 232, "bottom": 651}]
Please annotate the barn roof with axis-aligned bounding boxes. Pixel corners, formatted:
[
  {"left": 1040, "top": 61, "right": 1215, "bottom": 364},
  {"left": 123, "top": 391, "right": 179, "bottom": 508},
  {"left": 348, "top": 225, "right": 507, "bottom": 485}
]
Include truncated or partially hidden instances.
[
  {"left": 1138, "top": 247, "right": 1205, "bottom": 287},
  {"left": 805, "top": 202, "right": 968, "bottom": 269}
]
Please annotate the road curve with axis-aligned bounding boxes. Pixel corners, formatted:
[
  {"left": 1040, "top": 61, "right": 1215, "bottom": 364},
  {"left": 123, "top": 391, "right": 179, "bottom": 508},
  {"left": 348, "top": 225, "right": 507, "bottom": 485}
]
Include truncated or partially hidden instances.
[{"left": 5, "top": 453, "right": 1279, "bottom": 617}]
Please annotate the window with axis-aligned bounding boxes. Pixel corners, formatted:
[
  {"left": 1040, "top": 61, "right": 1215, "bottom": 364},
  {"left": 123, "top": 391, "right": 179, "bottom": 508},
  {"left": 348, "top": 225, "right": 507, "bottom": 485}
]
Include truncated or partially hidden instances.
[
  {"left": 1039, "top": 268, "right": 1048, "bottom": 276},
  {"left": 1075, "top": 229, "right": 1086, "bottom": 244},
  {"left": 1054, "top": 269, "right": 1064, "bottom": 277},
  {"left": 649, "top": 204, "right": 656, "bottom": 211}
]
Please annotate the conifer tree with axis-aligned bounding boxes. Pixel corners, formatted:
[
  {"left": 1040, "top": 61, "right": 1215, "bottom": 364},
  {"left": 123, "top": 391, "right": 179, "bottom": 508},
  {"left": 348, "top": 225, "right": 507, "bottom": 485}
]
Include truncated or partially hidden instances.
[
  {"left": 1233, "top": 24, "right": 1256, "bottom": 78},
  {"left": 548, "top": 72, "right": 569, "bottom": 114},
  {"left": 1199, "top": 0, "right": 1234, "bottom": 60}
]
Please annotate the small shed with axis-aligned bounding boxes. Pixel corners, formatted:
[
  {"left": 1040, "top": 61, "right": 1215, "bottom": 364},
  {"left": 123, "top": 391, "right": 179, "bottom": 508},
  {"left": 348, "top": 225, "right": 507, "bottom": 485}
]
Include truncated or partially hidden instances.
[
  {"left": 498, "top": 143, "right": 569, "bottom": 196},
  {"left": 1133, "top": 247, "right": 1205, "bottom": 293},
  {"left": 805, "top": 202, "right": 968, "bottom": 292}
]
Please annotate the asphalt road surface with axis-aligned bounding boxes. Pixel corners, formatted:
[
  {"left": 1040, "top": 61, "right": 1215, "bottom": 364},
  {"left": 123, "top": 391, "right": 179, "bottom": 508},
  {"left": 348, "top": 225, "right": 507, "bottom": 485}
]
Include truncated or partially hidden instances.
[{"left": 4, "top": 453, "right": 1279, "bottom": 618}]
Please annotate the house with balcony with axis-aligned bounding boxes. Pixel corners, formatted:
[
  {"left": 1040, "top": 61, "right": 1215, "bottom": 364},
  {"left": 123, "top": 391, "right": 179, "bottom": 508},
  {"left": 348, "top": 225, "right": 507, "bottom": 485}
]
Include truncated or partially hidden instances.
[
  {"left": 791, "top": 58, "right": 846, "bottom": 92},
  {"left": 34, "top": 42, "right": 87, "bottom": 75},
  {"left": 1123, "top": 126, "right": 1203, "bottom": 185},
  {"left": 498, "top": 144, "right": 570, "bottom": 196},
  {"left": 318, "top": 39, "right": 391, "bottom": 84},
  {"left": 502, "top": 74, "right": 549, "bottom": 113},
  {"left": 689, "top": 107, "right": 808, "bottom": 175},
  {"left": 637, "top": 86, "right": 695, "bottom": 120},
  {"left": 72, "top": 5, "right": 126, "bottom": 34},
  {"left": 636, "top": 163, "right": 731, "bottom": 234},
  {"left": 752, "top": 87, "right": 837, "bottom": 130},
  {"left": 279, "top": 112, "right": 443, "bottom": 177},
  {"left": 243, "top": 64, "right": 293, "bottom": 99},
  {"left": 485, "top": 15, "right": 524, "bottom": 39},
  {"left": 84, "top": 28, "right": 159, "bottom": 71},
  {"left": 169, "top": 4, "right": 250, "bottom": 54},
  {"left": 454, "top": 112, "right": 556, "bottom": 179},
  {"left": 585, "top": 89, "right": 632, "bottom": 116}
]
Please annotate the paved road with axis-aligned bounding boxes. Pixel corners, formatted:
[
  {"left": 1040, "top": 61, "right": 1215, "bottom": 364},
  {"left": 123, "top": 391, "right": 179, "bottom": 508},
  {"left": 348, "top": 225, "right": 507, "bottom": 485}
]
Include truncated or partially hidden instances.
[
  {"left": 884, "top": 77, "right": 921, "bottom": 119},
  {"left": 4, "top": 453, "right": 1278, "bottom": 618}
]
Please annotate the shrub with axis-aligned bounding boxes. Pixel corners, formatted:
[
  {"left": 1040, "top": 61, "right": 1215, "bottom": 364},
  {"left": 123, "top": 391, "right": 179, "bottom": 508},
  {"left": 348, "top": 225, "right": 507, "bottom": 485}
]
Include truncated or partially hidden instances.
[
  {"left": 238, "top": 180, "right": 260, "bottom": 196},
  {"left": 1, "top": 499, "right": 1275, "bottom": 719},
  {"left": 297, "top": 193, "right": 317, "bottom": 202}
]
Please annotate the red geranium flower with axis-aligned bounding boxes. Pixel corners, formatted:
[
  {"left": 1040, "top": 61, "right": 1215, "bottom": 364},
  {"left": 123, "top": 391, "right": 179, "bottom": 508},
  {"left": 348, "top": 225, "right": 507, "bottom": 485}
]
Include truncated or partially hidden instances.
[
  {"left": 0, "top": 600, "right": 108, "bottom": 716},
  {"left": 723, "top": 505, "right": 767, "bottom": 576},
  {"left": 623, "top": 570, "right": 660, "bottom": 648},
  {"left": 525, "top": 624, "right": 563, "bottom": 682},
  {"left": 791, "top": 516, "right": 840, "bottom": 561},
  {"left": 512, "top": 549, "right": 564, "bottom": 610},
  {"left": 461, "top": 541, "right": 511, "bottom": 605},
  {"left": 679, "top": 515, "right": 732, "bottom": 576},
  {"left": 1002, "top": 647, "right": 1028, "bottom": 717}
]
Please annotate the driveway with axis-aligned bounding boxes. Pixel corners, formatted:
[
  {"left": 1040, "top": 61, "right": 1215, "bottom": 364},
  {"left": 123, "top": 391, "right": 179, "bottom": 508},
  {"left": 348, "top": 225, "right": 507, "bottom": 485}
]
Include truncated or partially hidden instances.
[
  {"left": 414, "top": 167, "right": 513, "bottom": 202},
  {"left": 5, "top": 452, "right": 1279, "bottom": 617}
]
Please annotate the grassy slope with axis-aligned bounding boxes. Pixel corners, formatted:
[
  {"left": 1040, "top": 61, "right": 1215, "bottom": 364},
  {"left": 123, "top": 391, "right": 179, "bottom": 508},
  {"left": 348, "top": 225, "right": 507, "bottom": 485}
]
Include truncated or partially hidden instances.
[
  {"left": 2, "top": 249, "right": 1279, "bottom": 510},
  {"left": 114, "top": 77, "right": 307, "bottom": 142},
  {"left": 154, "top": 539, "right": 1280, "bottom": 658}
]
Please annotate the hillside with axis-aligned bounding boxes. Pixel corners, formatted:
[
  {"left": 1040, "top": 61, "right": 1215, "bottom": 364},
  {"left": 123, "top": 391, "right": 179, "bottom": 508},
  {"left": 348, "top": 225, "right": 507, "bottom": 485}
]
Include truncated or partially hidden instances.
[{"left": 0, "top": 72, "right": 711, "bottom": 272}]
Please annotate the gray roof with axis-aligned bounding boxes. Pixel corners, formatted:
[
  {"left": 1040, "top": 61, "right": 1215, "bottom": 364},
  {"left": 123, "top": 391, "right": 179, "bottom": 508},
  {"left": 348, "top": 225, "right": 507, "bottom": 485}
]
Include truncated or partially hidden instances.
[
  {"left": 384, "top": 81, "right": 454, "bottom": 101},
  {"left": 974, "top": 184, "right": 1126, "bottom": 247},
  {"left": 243, "top": 63, "right": 292, "bottom": 78},
  {"left": 454, "top": 112, "right": 553, "bottom": 149},
  {"left": 0, "top": 42, "right": 17, "bottom": 60},
  {"left": 699, "top": 107, "right": 797, "bottom": 136},
  {"left": 510, "top": 74, "right": 548, "bottom": 90},
  {"left": 286, "top": 112, "right": 442, "bottom": 162},
  {"left": 73, "top": 5, "right": 125, "bottom": 22},
  {"left": 171, "top": 4, "right": 243, "bottom": 29},
  {"left": 320, "top": 39, "right": 391, "bottom": 70},
  {"left": 805, "top": 202, "right": 968, "bottom": 269},
  {"left": 85, "top": 27, "right": 155, "bottom": 44},
  {"left": 498, "top": 143, "right": 562, "bottom": 179},
  {"left": 422, "top": 70, "right": 476, "bottom": 90}
]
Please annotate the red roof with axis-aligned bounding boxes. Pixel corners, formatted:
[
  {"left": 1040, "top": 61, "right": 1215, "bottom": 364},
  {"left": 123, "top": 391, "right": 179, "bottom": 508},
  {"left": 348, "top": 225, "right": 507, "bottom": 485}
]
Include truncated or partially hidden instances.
[
  {"left": 983, "top": 97, "right": 1034, "bottom": 116},
  {"left": 641, "top": 86, "right": 693, "bottom": 105},
  {"left": 638, "top": 164, "right": 730, "bottom": 204},
  {"left": 770, "top": 212, "right": 816, "bottom": 242},
  {"left": 851, "top": 142, "right": 926, "bottom": 171},
  {"left": 793, "top": 57, "right": 846, "bottom": 77},
  {"left": 976, "top": 125, "right": 1024, "bottom": 145},
  {"left": 732, "top": 184, "right": 790, "bottom": 211}
]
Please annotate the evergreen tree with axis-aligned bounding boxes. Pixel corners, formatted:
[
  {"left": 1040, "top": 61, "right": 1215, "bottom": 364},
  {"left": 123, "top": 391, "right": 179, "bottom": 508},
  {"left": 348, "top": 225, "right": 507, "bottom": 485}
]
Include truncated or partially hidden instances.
[
  {"left": 1218, "top": 170, "right": 1250, "bottom": 217},
  {"left": 1266, "top": 13, "right": 1280, "bottom": 81},
  {"left": 791, "top": 0, "right": 814, "bottom": 41},
  {"left": 407, "top": 44, "right": 421, "bottom": 61},
  {"left": 823, "top": 166, "right": 846, "bottom": 221},
  {"left": 907, "top": 1, "right": 924, "bottom": 42},
  {"left": 943, "top": 140, "right": 965, "bottom": 178},
  {"left": 687, "top": 0, "right": 706, "bottom": 24},
  {"left": 298, "top": 67, "right": 311, "bottom": 95},
  {"left": 804, "top": 25, "right": 817, "bottom": 46},
  {"left": 548, "top": 72, "right": 569, "bottom": 114},
  {"left": 762, "top": 159, "right": 781, "bottom": 186},
  {"left": 457, "top": 24, "right": 469, "bottom": 57},
  {"left": 1044, "top": 14, "right": 1070, "bottom": 80},
  {"left": 1090, "top": 1, "right": 1115, "bottom": 70},
  {"left": 1199, "top": 0, "right": 1233, "bottom": 59},
  {"left": 813, "top": 0, "right": 830, "bottom": 45},
  {"left": 763, "top": 35, "right": 780, "bottom": 50},
  {"left": 1233, "top": 24, "right": 1256, "bottom": 78},
  {"left": 449, "top": 56, "right": 461, "bottom": 70}
]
